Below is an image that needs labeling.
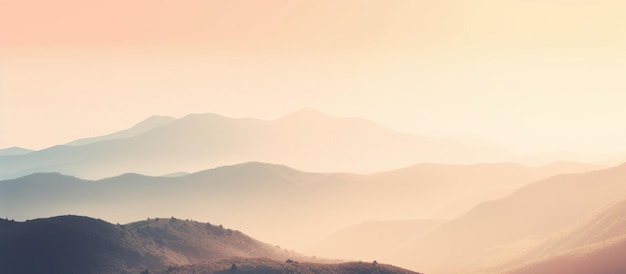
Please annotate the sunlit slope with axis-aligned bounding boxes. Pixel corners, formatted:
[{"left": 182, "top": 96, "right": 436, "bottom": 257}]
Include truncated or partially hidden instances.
[{"left": 390, "top": 163, "right": 626, "bottom": 273}]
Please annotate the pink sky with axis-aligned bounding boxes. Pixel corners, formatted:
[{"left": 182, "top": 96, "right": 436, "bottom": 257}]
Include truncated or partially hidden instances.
[{"left": 2, "top": 0, "right": 626, "bottom": 155}]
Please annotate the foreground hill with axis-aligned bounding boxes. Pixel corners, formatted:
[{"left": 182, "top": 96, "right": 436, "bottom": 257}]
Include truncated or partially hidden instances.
[
  {"left": 0, "top": 109, "right": 511, "bottom": 180},
  {"left": 389, "top": 163, "right": 626, "bottom": 273},
  {"left": 0, "top": 161, "right": 599, "bottom": 249},
  {"left": 0, "top": 216, "right": 305, "bottom": 274},
  {"left": 156, "top": 257, "right": 420, "bottom": 274}
]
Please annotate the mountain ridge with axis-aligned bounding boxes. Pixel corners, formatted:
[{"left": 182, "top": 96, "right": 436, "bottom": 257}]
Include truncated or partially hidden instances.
[
  {"left": 66, "top": 115, "right": 176, "bottom": 146},
  {"left": 0, "top": 161, "right": 603, "bottom": 250},
  {"left": 0, "top": 109, "right": 512, "bottom": 180},
  {"left": 0, "top": 146, "right": 33, "bottom": 156}
]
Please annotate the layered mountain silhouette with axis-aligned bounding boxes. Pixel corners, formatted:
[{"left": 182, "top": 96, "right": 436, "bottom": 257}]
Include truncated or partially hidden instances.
[
  {"left": 0, "top": 215, "right": 416, "bottom": 274},
  {"left": 0, "top": 109, "right": 514, "bottom": 180},
  {"left": 0, "top": 161, "right": 599, "bottom": 249},
  {"left": 387, "top": 163, "right": 626, "bottom": 273},
  {"left": 494, "top": 195, "right": 626, "bottom": 274}
]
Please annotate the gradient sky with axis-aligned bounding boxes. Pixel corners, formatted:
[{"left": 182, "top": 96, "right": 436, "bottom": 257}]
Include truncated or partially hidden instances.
[{"left": 2, "top": 0, "right": 626, "bottom": 155}]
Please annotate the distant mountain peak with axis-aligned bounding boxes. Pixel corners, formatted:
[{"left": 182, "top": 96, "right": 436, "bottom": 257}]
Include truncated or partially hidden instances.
[
  {"left": 18, "top": 172, "right": 77, "bottom": 180},
  {"left": 65, "top": 115, "right": 176, "bottom": 146},
  {"left": 0, "top": 146, "right": 34, "bottom": 156},
  {"left": 136, "top": 115, "right": 176, "bottom": 126},
  {"left": 180, "top": 112, "right": 228, "bottom": 120}
]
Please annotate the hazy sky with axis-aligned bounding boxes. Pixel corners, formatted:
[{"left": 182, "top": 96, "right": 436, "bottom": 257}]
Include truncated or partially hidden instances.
[{"left": 2, "top": 0, "right": 626, "bottom": 155}]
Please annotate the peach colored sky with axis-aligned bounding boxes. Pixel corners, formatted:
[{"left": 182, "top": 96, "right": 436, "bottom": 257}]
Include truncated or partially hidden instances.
[{"left": 1, "top": 0, "right": 626, "bottom": 155}]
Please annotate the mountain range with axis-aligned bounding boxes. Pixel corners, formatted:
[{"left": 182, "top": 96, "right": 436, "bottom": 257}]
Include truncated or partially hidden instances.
[
  {"left": 0, "top": 109, "right": 513, "bottom": 180},
  {"left": 0, "top": 161, "right": 600, "bottom": 250},
  {"left": 3, "top": 109, "right": 625, "bottom": 273}
]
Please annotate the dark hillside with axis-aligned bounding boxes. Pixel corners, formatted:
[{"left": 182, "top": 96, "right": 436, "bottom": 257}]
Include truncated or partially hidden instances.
[{"left": 0, "top": 216, "right": 297, "bottom": 274}]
